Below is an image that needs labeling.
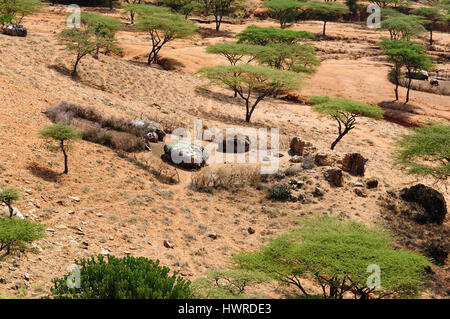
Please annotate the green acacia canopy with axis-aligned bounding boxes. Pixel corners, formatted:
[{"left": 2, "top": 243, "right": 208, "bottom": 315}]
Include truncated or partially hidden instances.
[
  {"left": 255, "top": 42, "right": 320, "bottom": 74},
  {"left": 40, "top": 123, "right": 81, "bottom": 141},
  {"left": 312, "top": 98, "right": 384, "bottom": 120},
  {"left": 236, "top": 25, "right": 315, "bottom": 45},
  {"left": 205, "top": 42, "right": 264, "bottom": 65},
  {"left": 233, "top": 215, "right": 431, "bottom": 299},
  {"left": 303, "top": 1, "right": 349, "bottom": 36},
  {"left": 197, "top": 64, "right": 303, "bottom": 122},
  {"left": 264, "top": 0, "right": 304, "bottom": 28},
  {"left": 381, "top": 14, "right": 427, "bottom": 41},
  {"left": 396, "top": 124, "right": 450, "bottom": 180}
]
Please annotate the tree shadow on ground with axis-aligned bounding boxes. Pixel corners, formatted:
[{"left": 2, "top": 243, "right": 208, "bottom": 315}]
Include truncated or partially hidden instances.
[
  {"left": 27, "top": 162, "right": 61, "bottom": 182},
  {"left": 378, "top": 101, "right": 425, "bottom": 127},
  {"left": 195, "top": 26, "right": 235, "bottom": 39}
]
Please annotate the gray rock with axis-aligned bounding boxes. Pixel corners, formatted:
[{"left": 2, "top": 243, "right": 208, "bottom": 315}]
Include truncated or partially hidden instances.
[
  {"left": 302, "top": 154, "right": 315, "bottom": 170},
  {"left": 130, "top": 120, "right": 166, "bottom": 142},
  {"left": 2, "top": 206, "right": 24, "bottom": 219},
  {"left": 163, "top": 141, "right": 209, "bottom": 170}
]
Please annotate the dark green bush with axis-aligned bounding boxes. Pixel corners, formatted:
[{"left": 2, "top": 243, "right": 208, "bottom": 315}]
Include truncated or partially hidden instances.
[
  {"left": 267, "top": 183, "right": 291, "bottom": 201},
  {"left": 51, "top": 255, "right": 192, "bottom": 299}
]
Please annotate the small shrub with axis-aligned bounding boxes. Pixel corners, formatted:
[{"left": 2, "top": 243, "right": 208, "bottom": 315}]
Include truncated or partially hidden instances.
[
  {"left": 51, "top": 255, "right": 192, "bottom": 299},
  {"left": 0, "top": 217, "right": 45, "bottom": 255},
  {"left": 267, "top": 183, "right": 291, "bottom": 201},
  {"left": 191, "top": 165, "right": 262, "bottom": 193}
]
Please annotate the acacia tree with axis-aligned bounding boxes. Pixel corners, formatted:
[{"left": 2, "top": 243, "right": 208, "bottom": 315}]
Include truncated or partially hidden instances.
[
  {"left": 57, "top": 13, "right": 122, "bottom": 75},
  {"left": 135, "top": 6, "right": 197, "bottom": 64},
  {"left": 197, "top": 64, "right": 302, "bottom": 122},
  {"left": 40, "top": 123, "right": 80, "bottom": 174},
  {"left": 380, "top": 38, "right": 433, "bottom": 102},
  {"left": 80, "top": 12, "right": 122, "bottom": 59},
  {"left": 303, "top": 1, "right": 349, "bottom": 37},
  {"left": 264, "top": 0, "right": 303, "bottom": 29},
  {"left": 236, "top": 25, "right": 314, "bottom": 45},
  {"left": 311, "top": 97, "right": 384, "bottom": 150},
  {"left": 0, "top": 218, "right": 45, "bottom": 255},
  {"left": 205, "top": 42, "right": 262, "bottom": 65},
  {"left": 0, "top": 187, "right": 20, "bottom": 218},
  {"left": 0, "top": 0, "right": 42, "bottom": 25},
  {"left": 123, "top": 0, "right": 142, "bottom": 24},
  {"left": 396, "top": 124, "right": 449, "bottom": 181},
  {"left": 255, "top": 42, "right": 320, "bottom": 74},
  {"left": 234, "top": 215, "right": 431, "bottom": 299},
  {"left": 411, "top": 6, "right": 446, "bottom": 46},
  {"left": 381, "top": 14, "right": 426, "bottom": 41},
  {"left": 200, "top": 0, "right": 245, "bottom": 31}
]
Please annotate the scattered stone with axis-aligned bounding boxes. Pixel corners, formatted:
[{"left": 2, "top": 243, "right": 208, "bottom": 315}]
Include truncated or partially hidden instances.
[
  {"left": 208, "top": 232, "right": 218, "bottom": 240},
  {"left": 290, "top": 137, "right": 306, "bottom": 156},
  {"left": 301, "top": 154, "right": 315, "bottom": 170},
  {"left": 315, "top": 153, "right": 334, "bottom": 166},
  {"left": 313, "top": 187, "right": 324, "bottom": 197},
  {"left": 25, "top": 189, "right": 32, "bottom": 195},
  {"left": 366, "top": 178, "right": 379, "bottom": 189},
  {"left": 164, "top": 240, "right": 174, "bottom": 249},
  {"left": 1, "top": 24, "right": 27, "bottom": 37},
  {"left": 68, "top": 196, "right": 81, "bottom": 202},
  {"left": 341, "top": 153, "right": 368, "bottom": 176},
  {"left": 100, "top": 249, "right": 110, "bottom": 255},
  {"left": 163, "top": 141, "right": 209, "bottom": 170},
  {"left": 96, "top": 213, "right": 103, "bottom": 217},
  {"left": 262, "top": 156, "right": 270, "bottom": 162},
  {"left": 24, "top": 273, "right": 30, "bottom": 281},
  {"left": 123, "top": 250, "right": 131, "bottom": 255},
  {"left": 289, "top": 155, "right": 303, "bottom": 163},
  {"left": 0, "top": 278, "right": 6, "bottom": 284},
  {"left": 324, "top": 167, "right": 344, "bottom": 187},
  {"left": 55, "top": 225, "right": 67, "bottom": 230},
  {"left": 46, "top": 228, "right": 55, "bottom": 233},
  {"left": 248, "top": 227, "right": 255, "bottom": 234},
  {"left": 354, "top": 187, "right": 367, "bottom": 198},
  {"left": 400, "top": 184, "right": 447, "bottom": 224}
]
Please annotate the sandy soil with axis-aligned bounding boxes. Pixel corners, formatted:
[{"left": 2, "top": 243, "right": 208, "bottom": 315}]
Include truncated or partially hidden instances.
[{"left": 0, "top": 5, "right": 448, "bottom": 298}]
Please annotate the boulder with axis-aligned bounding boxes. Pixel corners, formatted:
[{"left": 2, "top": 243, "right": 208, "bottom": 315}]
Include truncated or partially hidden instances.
[
  {"left": 426, "top": 242, "right": 448, "bottom": 265},
  {"left": 163, "top": 141, "right": 209, "bottom": 170},
  {"left": 1, "top": 24, "right": 27, "bottom": 37},
  {"left": 400, "top": 184, "right": 447, "bottom": 224},
  {"left": 354, "top": 187, "right": 367, "bottom": 198},
  {"left": 341, "top": 153, "right": 368, "bottom": 176},
  {"left": 2, "top": 206, "right": 24, "bottom": 219},
  {"left": 289, "top": 155, "right": 303, "bottom": 163},
  {"left": 324, "top": 167, "right": 344, "bottom": 187},
  {"left": 218, "top": 135, "right": 250, "bottom": 153},
  {"left": 315, "top": 152, "right": 335, "bottom": 166},
  {"left": 366, "top": 178, "right": 379, "bottom": 189},
  {"left": 301, "top": 154, "right": 315, "bottom": 170},
  {"left": 290, "top": 137, "right": 306, "bottom": 156},
  {"left": 130, "top": 120, "right": 166, "bottom": 142}
]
